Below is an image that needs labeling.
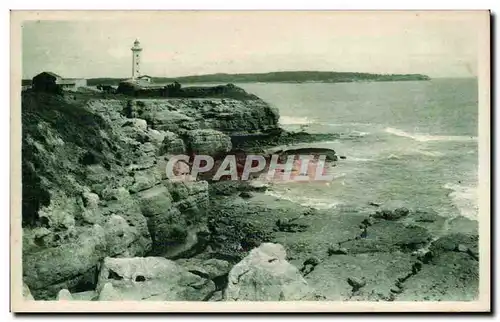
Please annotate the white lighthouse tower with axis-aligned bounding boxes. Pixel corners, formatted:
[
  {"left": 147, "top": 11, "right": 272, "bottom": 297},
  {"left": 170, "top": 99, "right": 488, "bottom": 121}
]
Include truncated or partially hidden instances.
[{"left": 131, "top": 39, "right": 143, "bottom": 80}]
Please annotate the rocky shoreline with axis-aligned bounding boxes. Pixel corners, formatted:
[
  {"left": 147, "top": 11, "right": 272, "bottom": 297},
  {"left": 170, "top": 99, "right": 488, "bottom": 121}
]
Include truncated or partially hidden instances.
[{"left": 21, "top": 87, "right": 478, "bottom": 301}]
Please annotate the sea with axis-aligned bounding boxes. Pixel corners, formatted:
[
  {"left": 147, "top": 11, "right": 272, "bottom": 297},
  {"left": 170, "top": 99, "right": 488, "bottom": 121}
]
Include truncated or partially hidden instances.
[{"left": 238, "top": 79, "right": 479, "bottom": 221}]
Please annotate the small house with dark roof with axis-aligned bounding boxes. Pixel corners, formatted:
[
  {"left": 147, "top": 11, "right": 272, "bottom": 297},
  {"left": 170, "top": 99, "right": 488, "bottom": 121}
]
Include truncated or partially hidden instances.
[
  {"left": 137, "top": 75, "right": 152, "bottom": 83},
  {"left": 32, "top": 72, "right": 87, "bottom": 92},
  {"left": 32, "top": 72, "right": 62, "bottom": 91}
]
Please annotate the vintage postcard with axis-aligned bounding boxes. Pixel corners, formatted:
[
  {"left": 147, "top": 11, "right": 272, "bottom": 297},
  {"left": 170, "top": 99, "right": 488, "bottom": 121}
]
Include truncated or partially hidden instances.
[{"left": 10, "top": 10, "right": 491, "bottom": 312}]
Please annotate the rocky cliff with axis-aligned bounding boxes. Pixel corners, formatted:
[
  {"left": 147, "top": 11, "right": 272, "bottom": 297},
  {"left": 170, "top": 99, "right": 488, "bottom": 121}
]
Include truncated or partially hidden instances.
[
  {"left": 21, "top": 88, "right": 478, "bottom": 302},
  {"left": 21, "top": 89, "right": 281, "bottom": 299}
]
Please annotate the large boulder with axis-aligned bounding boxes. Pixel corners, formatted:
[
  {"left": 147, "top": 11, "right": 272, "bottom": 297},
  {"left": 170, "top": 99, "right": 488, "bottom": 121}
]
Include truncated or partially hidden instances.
[
  {"left": 103, "top": 214, "right": 146, "bottom": 258},
  {"left": 224, "top": 243, "right": 317, "bottom": 301},
  {"left": 96, "top": 257, "right": 216, "bottom": 301},
  {"left": 175, "top": 258, "right": 231, "bottom": 280},
  {"left": 136, "top": 185, "right": 173, "bottom": 217},
  {"left": 23, "top": 224, "right": 107, "bottom": 299},
  {"left": 184, "top": 129, "right": 232, "bottom": 155},
  {"left": 99, "top": 198, "right": 152, "bottom": 256}
]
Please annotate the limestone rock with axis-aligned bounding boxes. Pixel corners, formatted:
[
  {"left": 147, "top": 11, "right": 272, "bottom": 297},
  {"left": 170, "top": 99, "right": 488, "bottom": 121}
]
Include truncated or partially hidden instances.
[
  {"left": 239, "top": 191, "right": 253, "bottom": 199},
  {"left": 71, "top": 290, "right": 97, "bottom": 301},
  {"left": 395, "top": 233, "right": 479, "bottom": 301},
  {"left": 100, "top": 187, "right": 130, "bottom": 201},
  {"left": 224, "top": 243, "right": 316, "bottom": 301},
  {"left": 160, "top": 131, "right": 186, "bottom": 155},
  {"left": 429, "top": 233, "right": 478, "bottom": 257},
  {"left": 97, "top": 257, "right": 215, "bottom": 301},
  {"left": 208, "top": 290, "right": 223, "bottom": 301},
  {"left": 57, "top": 289, "right": 73, "bottom": 300},
  {"left": 373, "top": 205, "right": 410, "bottom": 221},
  {"left": 100, "top": 198, "right": 152, "bottom": 256},
  {"left": 168, "top": 181, "right": 209, "bottom": 220},
  {"left": 342, "top": 221, "right": 432, "bottom": 253},
  {"left": 148, "top": 129, "right": 166, "bottom": 146},
  {"left": 327, "top": 244, "right": 348, "bottom": 255},
  {"left": 82, "top": 191, "right": 100, "bottom": 209},
  {"left": 347, "top": 276, "right": 366, "bottom": 292},
  {"left": 23, "top": 224, "right": 107, "bottom": 299},
  {"left": 129, "top": 168, "right": 162, "bottom": 193},
  {"left": 184, "top": 129, "right": 232, "bottom": 155},
  {"left": 136, "top": 185, "right": 173, "bottom": 217},
  {"left": 104, "top": 214, "right": 143, "bottom": 257},
  {"left": 175, "top": 258, "right": 231, "bottom": 280},
  {"left": 98, "top": 283, "right": 121, "bottom": 301},
  {"left": 305, "top": 252, "right": 414, "bottom": 301},
  {"left": 122, "top": 118, "right": 148, "bottom": 131},
  {"left": 397, "top": 251, "right": 478, "bottom": 301},
  {"left": 81, "top": 208, "right": 102, "bottom": 224}
]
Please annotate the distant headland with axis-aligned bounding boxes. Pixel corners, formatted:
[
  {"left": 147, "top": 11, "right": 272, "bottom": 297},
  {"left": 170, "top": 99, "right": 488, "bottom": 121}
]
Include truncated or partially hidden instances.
[{"left": 82, "top": 71, "right": 430, "bottom": 86}]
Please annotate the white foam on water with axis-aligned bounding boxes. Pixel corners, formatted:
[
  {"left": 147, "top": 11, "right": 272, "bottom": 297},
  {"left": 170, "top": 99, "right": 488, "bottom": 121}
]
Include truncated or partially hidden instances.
[
  {"left": 387, "top": 154, "right": 401, "bottom": 160},
  {"left": 279, "top": 116, "right": 313, "bottom": 125},
  {"left": 326, "top": 122, "right": 375, "bottom": 127},
  {"left": 264, "top": 189, "right": 339, "bottom": 210},
  {"left": 348, "top": 156, "right": 374, "bottom": 162},
  {"left": 384, "top": 127, "right": 477, "bottom": 142},
  {"left": 443, "top": 183, "right": 478, "bottom": 220},
  {"left": 351, "top": 131, "right": 370, "bottom": 137}
]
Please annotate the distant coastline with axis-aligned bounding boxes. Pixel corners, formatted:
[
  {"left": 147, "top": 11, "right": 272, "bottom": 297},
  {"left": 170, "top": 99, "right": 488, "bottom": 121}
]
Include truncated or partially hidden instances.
[
  {"left": 89, "top": 71, "right": 431, "bottom": 86},
  {"left": 21, "top": 71, "right": 431, "bottom": 86}
]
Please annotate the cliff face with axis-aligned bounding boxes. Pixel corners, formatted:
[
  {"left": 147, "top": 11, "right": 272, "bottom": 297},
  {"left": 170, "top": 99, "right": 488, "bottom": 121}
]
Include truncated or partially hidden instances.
[
  {"left": 126, "top": 98, "right": 280, "bottom": 138},
  {"left": 21, "top": 91, "right": 279, "bottom": 299}
]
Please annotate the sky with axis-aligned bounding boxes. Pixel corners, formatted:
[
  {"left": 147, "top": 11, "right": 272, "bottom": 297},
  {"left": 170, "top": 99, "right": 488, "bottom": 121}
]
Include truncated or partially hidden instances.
[{"left": 21, "top": 11, "right": 485, "bottom": 79}]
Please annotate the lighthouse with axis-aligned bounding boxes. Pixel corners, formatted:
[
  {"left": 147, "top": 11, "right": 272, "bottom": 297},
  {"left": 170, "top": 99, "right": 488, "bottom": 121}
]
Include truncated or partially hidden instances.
[{"left": 131, "top": 39, "right": 143, "bottom": 80}]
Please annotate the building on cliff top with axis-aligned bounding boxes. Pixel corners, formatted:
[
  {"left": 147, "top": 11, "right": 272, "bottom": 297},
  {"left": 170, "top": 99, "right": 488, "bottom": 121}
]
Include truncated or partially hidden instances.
[
  {"left": 137, "top": 75, "right": 152, "bottom": 83},
  {"left": 32, "top": 71, "right": 87, "bottom": 92}
]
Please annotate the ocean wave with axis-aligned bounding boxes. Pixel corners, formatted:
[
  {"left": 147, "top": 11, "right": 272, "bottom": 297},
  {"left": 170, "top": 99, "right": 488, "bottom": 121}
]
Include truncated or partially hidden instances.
[
  {"left": 326, "top": 122, "right": 374, "bottom": 127},
  {"left": 410, "top": 149, "right": 445, "bottom": 157},
  {"left": 385, "top": 127, "right": 477, "bottom": 142},
  {"left": 345, "top": 130, "right": 370, "bottom": 137},
  {"left": 348, "top": 156, "right": 373, "bottom": 162},
  {"left": 279, "top": 116, "right": 313, "bottom": 125},
  {"left": 443, "top": 183, "right": 478, "bottom": 220},
  {"left": 264, "top": 189, "right": 339, "bottom": 210},
  {"left": 384, "top": 149, "right": 444, "bottom": 161},
  {"left": 387, "top": 154, "right": 401, "bottom": 160}
]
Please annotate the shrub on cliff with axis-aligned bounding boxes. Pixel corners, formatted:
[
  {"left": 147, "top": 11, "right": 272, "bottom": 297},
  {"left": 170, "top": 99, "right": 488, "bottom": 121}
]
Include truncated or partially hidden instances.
[{"left": 21, "top": 92, "right": 115, "bottom": 226}]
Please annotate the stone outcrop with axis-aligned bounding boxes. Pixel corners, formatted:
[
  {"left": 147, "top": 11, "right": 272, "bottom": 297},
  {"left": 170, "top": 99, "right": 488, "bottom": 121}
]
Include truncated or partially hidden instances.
[
  {"left": 57, "top": 289, "right": 73, "bottom": 300},
  {"left": 184, "top": 129, "right": 232, "bottom": 155},
  {"left": 395, "top": 233, "right": 479, "bottom": 301},
  {"left": 23, "top": 224, "right": 107, "bottom": 299},
  {"left": 224, "top": 243, "right": 317, "bottom": 301},
  {"left": 126, "top": 98, "right": 280, "bottom": 138},
  {"left": 175, "top": 258, "right": 231, "bottom": 281},
  {"left": 96, "top": 257, "right": 216, "bottom": 301}
]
